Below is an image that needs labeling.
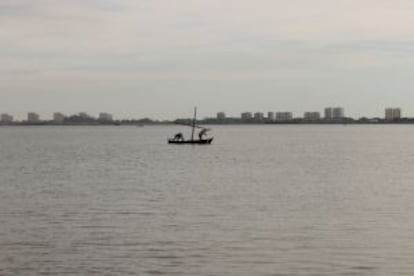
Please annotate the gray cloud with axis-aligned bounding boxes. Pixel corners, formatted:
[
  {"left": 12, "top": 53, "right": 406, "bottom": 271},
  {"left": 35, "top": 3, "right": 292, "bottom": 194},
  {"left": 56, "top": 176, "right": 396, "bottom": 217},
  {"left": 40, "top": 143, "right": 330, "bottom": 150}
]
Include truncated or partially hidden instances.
[{"left": 2, "top": 0, "right": 414, "bottom": 119}]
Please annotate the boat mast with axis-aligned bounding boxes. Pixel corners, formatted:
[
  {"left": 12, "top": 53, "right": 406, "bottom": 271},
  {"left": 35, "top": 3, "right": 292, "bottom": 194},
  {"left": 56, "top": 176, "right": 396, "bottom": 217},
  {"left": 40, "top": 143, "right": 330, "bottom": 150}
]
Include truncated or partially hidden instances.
[{"left": 191, "top": 107, "right": 197, "bottom": 141}]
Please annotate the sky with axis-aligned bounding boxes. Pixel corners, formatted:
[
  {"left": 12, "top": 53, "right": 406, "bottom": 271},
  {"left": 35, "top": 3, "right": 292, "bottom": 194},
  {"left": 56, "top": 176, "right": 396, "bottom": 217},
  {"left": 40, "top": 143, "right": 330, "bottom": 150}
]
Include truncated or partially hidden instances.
[{"left": 2, "top": 0, "right": 414, "bottom": 120}]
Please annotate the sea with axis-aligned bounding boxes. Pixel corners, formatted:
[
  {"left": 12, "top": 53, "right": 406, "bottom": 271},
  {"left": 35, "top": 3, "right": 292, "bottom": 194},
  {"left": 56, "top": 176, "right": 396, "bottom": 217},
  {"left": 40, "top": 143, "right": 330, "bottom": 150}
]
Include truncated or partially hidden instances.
[{"left": 1, "top": 125, "right": 414, "bottom": 276}]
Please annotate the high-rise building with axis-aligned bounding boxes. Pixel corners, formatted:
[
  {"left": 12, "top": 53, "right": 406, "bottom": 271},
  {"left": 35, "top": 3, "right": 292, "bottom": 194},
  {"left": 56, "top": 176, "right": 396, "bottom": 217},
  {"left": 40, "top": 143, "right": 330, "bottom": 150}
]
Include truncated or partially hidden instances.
[
  {"left": 241, "top": 112, "right": 252, "bottom": 121},
  {"left": 304, "top": 112, "right": 321, "bottom": 120},
  {"left": 276, "top": 112, "right": 293, "bottom": 121},
  {"left": 324, "top": 107, "right": 333, "bottom": 119},
  {"left": 217, "top": 112, "right": 226, "bottom": 120},
  {"left": 333, "top": 107, "right": 345, "bottom": 119},
  {"left": 99, "top": 112, "right": 113, "bottom": 121},
  {"left": 27, "top": 112, "right": 40, "bottom": 123},
  {"left": 385, "top": 108, "right": 393, "bottom": 120},
  {"left": 393, "top": 108, "right": 401, "bottom": 119},
  {"left": 267, "top": 112, "right": 275, "bottom": 121},
  {"left": 254, "top": 112, "right": 264, "bottom": 122},
  {"left": 1, "top": 113, "right": 13, "bottom": 123},
  {"left": 53, "top": 112, "right": 65, "bottom": 123},
  {"left": 325, "top": 107, "right": 345, "bottom": 119},
  {"left": 385, "top": 108, "right": 401, "bottom": 120}
]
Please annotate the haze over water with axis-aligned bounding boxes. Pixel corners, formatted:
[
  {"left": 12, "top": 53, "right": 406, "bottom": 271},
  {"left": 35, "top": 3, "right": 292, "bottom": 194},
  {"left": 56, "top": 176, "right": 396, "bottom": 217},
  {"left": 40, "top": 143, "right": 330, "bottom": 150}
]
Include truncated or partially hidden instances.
[{"left": 1, "top": 125, "right": 414, "bottom": 275}]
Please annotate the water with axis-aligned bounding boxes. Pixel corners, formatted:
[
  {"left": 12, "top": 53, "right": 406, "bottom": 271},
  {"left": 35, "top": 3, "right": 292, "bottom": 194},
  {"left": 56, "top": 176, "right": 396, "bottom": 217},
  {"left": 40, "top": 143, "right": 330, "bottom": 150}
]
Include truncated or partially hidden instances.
[{"left": 1, "top": 125, "right": 414, "bottom": 275}]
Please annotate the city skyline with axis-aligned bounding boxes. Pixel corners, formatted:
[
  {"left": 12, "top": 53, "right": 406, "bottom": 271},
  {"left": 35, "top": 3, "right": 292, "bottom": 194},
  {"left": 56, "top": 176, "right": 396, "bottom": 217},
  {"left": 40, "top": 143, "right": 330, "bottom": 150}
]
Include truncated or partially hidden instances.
[
  {"left": 0, "top": 103, "right": 411, "bottom": 121},
  {"left": 2, "top": 1, "right": 414, "bottom": 119},
  {"left": 0, "top": 106, "right": 406, "bottom": 123}
]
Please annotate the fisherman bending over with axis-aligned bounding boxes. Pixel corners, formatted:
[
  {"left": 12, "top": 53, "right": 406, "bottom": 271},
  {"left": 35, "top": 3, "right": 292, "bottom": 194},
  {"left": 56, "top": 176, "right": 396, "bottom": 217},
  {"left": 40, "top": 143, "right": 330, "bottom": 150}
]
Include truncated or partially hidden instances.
[{"left": 174, "top": 132, "right": 184, "bottom": 141}]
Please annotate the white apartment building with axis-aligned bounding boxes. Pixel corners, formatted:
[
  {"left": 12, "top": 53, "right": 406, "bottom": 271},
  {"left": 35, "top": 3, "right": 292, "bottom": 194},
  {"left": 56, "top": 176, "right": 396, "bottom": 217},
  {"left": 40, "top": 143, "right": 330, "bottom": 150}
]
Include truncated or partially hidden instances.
[
  {"left": 267, "top": 112, "right": 275, "bottom": 121},
  {"left": 1, "top": 113, "right": 13, "bottom": 123},
  {"left": 333, "top": 107, "right": 345, "bottom": 119},
  {"left": 217, "top": 112, "right": 226, "bottom": 120},
  {"left": 324, "top": 108, "right": 333, "bottom": 119},
  {"left": 276, "top": 112, "right": 293, "bottom": 121},
  {"left": 304, "top": 112, "right": 321, "bottom": 120},
  {"left": 241, "top": 112, "right": 253, "bottom": 120},
  {"left": 385, "top": 108, "right": 401, "bottom": 120},
  {"left": 254, "top": 112, "right": 265, "bottom": 121},
  {"left": 325, "top": 107, "right": 345, "bottom": 119},
  {"left": 27, "top": 112, "right": 40, "bottom": 123}
]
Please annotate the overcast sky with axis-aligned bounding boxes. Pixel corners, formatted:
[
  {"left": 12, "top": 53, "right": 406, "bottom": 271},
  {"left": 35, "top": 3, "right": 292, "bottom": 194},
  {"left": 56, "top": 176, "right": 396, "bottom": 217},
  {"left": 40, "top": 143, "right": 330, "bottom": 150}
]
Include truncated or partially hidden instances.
[{"left": 2, "top": 0, "right": 414, "bottom": 119}]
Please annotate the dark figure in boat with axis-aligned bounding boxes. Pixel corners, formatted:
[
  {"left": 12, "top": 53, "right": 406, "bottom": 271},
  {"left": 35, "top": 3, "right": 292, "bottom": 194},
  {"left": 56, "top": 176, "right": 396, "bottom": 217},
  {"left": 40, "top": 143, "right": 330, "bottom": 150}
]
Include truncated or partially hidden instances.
[
  {"left": 198, "top": 128, "right": 208, "bottom": 140},
  {"left": 173, "top": 132, "right": 184, "bottom": 141}
]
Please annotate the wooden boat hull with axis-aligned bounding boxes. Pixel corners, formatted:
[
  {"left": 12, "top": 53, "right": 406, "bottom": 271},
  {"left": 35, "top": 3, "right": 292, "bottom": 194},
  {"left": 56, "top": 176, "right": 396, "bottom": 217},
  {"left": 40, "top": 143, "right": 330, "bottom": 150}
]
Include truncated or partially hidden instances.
[{"left": 168, "top": 138, "right": 213, "bottom": 144}]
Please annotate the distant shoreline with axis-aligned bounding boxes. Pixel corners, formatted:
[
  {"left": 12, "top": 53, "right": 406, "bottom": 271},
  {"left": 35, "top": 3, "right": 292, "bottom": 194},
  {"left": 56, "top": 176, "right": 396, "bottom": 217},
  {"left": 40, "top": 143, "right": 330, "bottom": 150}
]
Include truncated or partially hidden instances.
[{"left": 2, "top": 120, "right": 414, "bottom": 126}]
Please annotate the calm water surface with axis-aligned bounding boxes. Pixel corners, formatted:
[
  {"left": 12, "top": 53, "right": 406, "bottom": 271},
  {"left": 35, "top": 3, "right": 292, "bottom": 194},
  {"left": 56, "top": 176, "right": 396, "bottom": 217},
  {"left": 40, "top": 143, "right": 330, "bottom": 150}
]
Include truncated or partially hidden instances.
[{"left": 1, "top": 125, "right": 414, "bottom": 275}]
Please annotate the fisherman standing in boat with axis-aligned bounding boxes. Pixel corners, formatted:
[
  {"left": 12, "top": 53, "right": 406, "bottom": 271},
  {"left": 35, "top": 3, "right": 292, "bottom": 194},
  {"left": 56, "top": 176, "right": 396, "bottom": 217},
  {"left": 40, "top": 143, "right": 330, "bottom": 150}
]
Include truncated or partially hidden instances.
[{"left": 198, "top": 128, "right": 208, "bottom": 140}]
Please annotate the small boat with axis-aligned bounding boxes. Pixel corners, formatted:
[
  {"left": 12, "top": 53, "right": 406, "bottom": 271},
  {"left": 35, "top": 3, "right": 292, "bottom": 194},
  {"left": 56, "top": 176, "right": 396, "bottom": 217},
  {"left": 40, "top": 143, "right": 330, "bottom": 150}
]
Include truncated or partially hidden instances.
[
  {"left": 168, "top": 107, "right": 213, "bottom": 145},
  {"left": 168, "top": 137, "right": 213, "bottom": 144}
]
